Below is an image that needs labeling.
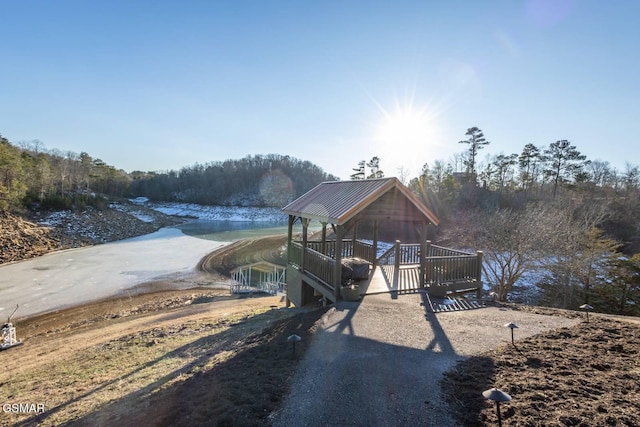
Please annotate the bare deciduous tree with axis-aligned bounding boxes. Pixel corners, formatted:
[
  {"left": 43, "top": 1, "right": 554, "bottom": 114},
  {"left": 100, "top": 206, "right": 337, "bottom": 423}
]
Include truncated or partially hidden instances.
[{"left": 446, "top": 205, "right": 560, "bottom": 302}]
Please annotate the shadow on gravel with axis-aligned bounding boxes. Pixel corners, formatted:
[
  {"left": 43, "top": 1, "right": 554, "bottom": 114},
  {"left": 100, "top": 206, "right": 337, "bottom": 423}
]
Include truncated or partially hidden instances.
[
  {"left": 274, "top": 293, "right": 488, "bottom": 426},
  {"left": 417, "top": 292, "right": 497, "bottom": 426}
]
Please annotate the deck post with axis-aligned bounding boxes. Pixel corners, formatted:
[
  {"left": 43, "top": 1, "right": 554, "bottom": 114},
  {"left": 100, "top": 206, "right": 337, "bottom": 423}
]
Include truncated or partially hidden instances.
[
  {"left": 334, "top": 225, "right": 344, "bottom": 300},
  {"left": 419, "top": 224, "right": 427, "bottom": 287},
  {"left": 321, "top": 222, "right": 327, "bottom": 256},
  {"left": 424, "top": 240, "right": 432, "bottom": 284},
  {"left": 476, "top": 250, "right": 484, "bottom": 300},
  {"left": 285, "top": 215, "right": 295, "bottom": 308},
  {"left": 394, "top": 240, "right": 401, "bottom": 271},
  {"left": 301, "top": 218, "right": 309, "bottom": 273},
  {"left": 373, "top": 220, "right": 379, "bottom": 267},
  {"left": 287, "top": 216, "right": 295, "bottom": 256},
  {"left": 352, "top": 221, "right": 358, "bottom": 258}
]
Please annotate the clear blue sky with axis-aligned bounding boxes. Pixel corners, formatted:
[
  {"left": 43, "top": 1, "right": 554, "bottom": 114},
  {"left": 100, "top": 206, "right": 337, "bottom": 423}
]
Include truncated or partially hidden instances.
[{"left": 1, "top": 0, "right": 638, "bottom": 180}]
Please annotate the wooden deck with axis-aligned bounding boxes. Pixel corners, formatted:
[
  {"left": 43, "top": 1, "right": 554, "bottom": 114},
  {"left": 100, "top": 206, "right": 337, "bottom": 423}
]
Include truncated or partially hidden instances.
[
  {"left": 357, "top": 265, "right": 423, "bottom": 295},
  {"left": 354, "top": 265, "right": 485, "bottom": 312}
]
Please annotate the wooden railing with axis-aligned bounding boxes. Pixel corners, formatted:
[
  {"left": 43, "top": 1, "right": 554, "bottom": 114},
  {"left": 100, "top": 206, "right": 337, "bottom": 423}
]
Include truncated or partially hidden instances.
[
  {"left": 353, "top": 240, "right": 376, "bottom": 264},
  {"left": 290, "top": 241, "right": 336, "bottom": 290},
  {"left": 378, "top": 242, "right": 423, "bottom": 266},
  {"left": 377, "top": 240, "right": 481, "bottom": 285},
  {"left": 288, "top": 241, "right": 303, "bottom": 268},
  {"left": 427, "top": 243, "right": 473, "bottom": 257},
  {"left": 304, "top": 240, "right": 376, "bottom": 264},
  {"left": 303, "top": 247, "right": 336, "bottom": 290},
  {"left": 424, "top": 255, "right": 480, "bottom": 284},
  {"left": 289, "top": 239, "right": 481, "bottom": 293}
]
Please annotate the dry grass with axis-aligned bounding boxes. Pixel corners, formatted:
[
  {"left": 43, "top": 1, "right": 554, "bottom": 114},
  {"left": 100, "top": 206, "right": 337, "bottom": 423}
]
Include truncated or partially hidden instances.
[{"left": 1, "top": 294, "right": 324, "bottom": 427}]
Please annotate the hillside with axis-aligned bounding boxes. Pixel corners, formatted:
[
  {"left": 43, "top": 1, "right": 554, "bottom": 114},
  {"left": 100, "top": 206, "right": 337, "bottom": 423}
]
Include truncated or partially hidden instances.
[
  {"left": 0, "top": 211, "right": 62, "bottom": 263},
  {"left": 0, "top": 204, "right": 179, "bottom": 265}
]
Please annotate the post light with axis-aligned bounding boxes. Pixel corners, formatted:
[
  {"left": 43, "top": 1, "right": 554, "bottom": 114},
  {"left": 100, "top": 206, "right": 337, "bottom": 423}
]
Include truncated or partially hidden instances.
[
  {"left": 504, "top": 322, "right": 519, "bottom": 345},
  {"left": 482, "top": 387, "right": 512, "bottom": 427},
  {"left": 287, "top": 334, "right": 301, "bottom": 355},
  {"left": 579, "top": 304, "right": 594, "bottom": 323}
]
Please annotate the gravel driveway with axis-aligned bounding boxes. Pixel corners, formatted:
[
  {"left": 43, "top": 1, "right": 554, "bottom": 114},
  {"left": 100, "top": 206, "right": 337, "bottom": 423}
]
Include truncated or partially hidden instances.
[{"left": 272, "top": 292, "right": 579, "bottom": 426}]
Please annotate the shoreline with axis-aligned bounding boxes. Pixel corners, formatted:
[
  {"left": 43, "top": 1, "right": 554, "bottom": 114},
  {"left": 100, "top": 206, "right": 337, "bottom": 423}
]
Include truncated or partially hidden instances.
[{"left": 0, "top": 227, "right": 228, "bottom": 319}]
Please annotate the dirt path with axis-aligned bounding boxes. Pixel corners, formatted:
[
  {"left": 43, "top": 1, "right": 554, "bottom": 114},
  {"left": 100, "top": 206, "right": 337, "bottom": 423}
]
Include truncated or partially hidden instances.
[{"left": 8, "top": 290, "right": 282, "bottom": 376}]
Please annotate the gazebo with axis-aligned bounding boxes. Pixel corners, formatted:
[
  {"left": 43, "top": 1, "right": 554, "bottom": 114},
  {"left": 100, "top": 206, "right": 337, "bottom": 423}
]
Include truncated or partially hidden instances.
[{"left": 282, "top": 177, "right": 483, "bottom": 307}]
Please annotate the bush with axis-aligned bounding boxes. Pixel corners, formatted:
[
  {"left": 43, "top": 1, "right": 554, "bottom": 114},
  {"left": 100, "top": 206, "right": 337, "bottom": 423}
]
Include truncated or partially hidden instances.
[{"left": 36, "top": 193, "right": 108, "bottom": 211}]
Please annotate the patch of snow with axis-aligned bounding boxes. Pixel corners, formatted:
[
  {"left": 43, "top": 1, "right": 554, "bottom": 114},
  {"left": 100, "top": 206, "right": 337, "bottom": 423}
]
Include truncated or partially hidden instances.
[
  {"left": 147, "top": 202, "right": 286, "bottom": 222},
  {"left": 130, "top": 212, "right": 155, "bottom": 223},
  {"left": 130, "top": 197, "right": 149, "bottom": 204}
]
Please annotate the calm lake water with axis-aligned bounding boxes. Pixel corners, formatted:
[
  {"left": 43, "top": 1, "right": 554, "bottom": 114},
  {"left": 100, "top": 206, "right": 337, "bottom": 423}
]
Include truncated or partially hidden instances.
[{"left": 174, "top": 219, "right": 292, "bottom": 242}]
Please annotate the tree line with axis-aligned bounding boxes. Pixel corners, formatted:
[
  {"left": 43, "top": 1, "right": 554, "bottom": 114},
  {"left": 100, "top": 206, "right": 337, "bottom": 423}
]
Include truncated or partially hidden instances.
[
  {"left": 407, "top": 127, "right": 640, "bottom": 316},
  {"left": 0, "top": 135, "right": 130, "bottom": 210},
  {"left": 3, "top": 127, "right": 639, "bottom": 316},
  {"left": 128, "top": 154, "right": 339, "bottom": 206},
  {"left": 0, "top": 134, "right": 337, "bottom": 210}
]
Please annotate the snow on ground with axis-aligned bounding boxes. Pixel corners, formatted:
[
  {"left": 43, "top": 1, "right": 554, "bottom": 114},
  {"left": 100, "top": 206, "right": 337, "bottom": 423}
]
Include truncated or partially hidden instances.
[
  {"left": 144, "top": 201, "right": 286, "bottom": 222},
  {"left": 111, "top": 202, "right": 155, "bottom": 223}
]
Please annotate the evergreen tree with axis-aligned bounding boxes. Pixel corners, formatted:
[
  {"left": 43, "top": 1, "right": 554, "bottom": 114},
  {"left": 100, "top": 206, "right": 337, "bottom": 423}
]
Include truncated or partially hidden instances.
[
  {"left": 518, "top": 143, "right": 542, "bottom": 193},
  {"left": 543, "top": 140, "right": 588, "bottom": 199},
  {"left": 350, "top": 160, "right": 365, "bottom": 180},
  {"left": 458, "top": 127, "right": 490, "bottom": 179},
  {"left": 366, "top": 156, "right": 384, "bottom": 179}
]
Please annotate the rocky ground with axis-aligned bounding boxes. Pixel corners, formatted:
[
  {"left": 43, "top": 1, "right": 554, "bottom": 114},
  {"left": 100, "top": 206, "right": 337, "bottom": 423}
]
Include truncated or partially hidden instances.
[{"left": 0, "top": 202, "right": 181, "bottom": 264}]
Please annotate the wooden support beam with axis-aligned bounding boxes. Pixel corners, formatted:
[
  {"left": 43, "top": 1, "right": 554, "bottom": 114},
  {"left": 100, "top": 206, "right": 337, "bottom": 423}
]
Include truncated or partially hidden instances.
[
  {"left": 476, "top": 250, "right": 484, "bottom": 300},
  {"left": 394, "top": 240, "right": 401, "bottom": 271},
  {"left": 419, "top": 222, "right": 427, "bottom": 287},
  {"left": 286, "top": 215, "right": 296, "bottom": 308},
  {"left": 287, "top": 216, "right": 295, "bottom": 256},
  {"left": 373, "top": 220, "right": 379, "bottom": 266},
  {"left": 334, "top": 225, "right": 344, "bottom": 300},
  {"left": 352, "top": 221, "right": 358, "bottom": 257},
  {"left": 301, "top": 218, "right": 310, "bottom": 273},
  {"left": 321, "top": 222, "right": 327, "bottom": 256}
]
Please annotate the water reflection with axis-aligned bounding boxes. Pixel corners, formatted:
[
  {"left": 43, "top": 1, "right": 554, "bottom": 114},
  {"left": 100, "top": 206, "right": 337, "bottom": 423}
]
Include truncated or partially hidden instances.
[{"left": 175, "top": 219, "right": 289, "bottom": 242}]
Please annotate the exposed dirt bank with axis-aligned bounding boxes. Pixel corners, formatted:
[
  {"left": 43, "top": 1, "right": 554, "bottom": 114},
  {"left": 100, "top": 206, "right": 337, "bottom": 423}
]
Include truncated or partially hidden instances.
[{"left": 1, "top": 203, "right": 181, "bottom": 265}]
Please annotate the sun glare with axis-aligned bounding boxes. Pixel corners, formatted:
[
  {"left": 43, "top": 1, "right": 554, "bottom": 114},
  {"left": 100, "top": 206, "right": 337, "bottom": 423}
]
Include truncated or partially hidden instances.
[
  {"left": 378, "top": 106, "right": 434, "bottom": 146},
  {"left": 370, "top": 98, "right": 442, "bottom": 175}
]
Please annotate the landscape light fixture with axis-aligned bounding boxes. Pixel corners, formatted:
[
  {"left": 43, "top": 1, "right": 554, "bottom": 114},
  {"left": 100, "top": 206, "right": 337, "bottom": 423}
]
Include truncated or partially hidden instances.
[
  {"left": 504, "top": 322, "right": 519, "bottom": 345},
  {"left": 287, "top": 334, "right": 301, "bottom": 355},
  {"left": 482, "top": 387, "right": 512, "bottom": 427},
  {"left": 579, "top": 304, "right": 594, "bottom": 323}
]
